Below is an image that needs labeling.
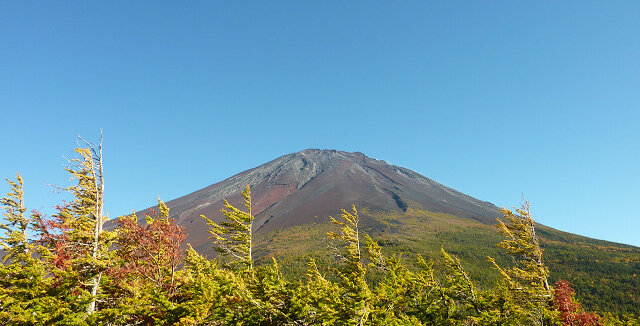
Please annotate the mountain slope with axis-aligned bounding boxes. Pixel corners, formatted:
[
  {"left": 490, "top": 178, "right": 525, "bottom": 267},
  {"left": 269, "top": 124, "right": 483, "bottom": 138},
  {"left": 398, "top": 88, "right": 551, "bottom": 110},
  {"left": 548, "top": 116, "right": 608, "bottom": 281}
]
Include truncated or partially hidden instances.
[
  {"left": 140, "top": 149, "right": 640, "bottom": 315},
  {"left": 158, "top": 149, "right": 499, "bottom": 251}
]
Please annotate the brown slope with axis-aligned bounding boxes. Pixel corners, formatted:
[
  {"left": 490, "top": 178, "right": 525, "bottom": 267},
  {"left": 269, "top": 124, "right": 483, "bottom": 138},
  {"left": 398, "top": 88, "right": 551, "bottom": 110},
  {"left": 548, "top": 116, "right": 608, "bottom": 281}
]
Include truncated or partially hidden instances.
[{"left": 145, "top": 149, "right": 501, "bottom": 254}]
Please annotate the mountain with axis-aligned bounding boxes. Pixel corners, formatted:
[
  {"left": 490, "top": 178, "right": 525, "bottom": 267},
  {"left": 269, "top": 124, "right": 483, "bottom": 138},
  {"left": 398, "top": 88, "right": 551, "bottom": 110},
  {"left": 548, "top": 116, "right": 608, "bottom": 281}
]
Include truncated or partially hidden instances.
[
  {"left": 139, "top": 149, "right": 640, "bottom": 315},
  {"left": 158, "top": 149, "right": 498, "bottom": 251}
]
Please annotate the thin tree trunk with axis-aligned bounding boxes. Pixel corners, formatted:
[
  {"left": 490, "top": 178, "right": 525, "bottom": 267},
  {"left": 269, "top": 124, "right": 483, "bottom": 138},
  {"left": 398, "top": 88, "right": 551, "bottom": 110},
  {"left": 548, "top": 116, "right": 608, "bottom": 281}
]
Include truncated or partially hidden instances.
[
  {"left": 19, "top": 179, "right": 29, "bottom": 255},
  {"left": 86, "top": 132, "right": 104, "bottom": 315},
  {"left": 248, "top": 189, "right": 253, "bottom": 270}
]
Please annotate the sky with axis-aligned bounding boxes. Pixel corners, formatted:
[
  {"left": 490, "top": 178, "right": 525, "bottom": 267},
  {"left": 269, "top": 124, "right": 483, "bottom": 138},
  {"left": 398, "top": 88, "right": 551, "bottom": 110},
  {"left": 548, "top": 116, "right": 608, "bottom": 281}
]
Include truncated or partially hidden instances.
[{"left": 1, "top": 1, "right": 639, "bottom": 246}]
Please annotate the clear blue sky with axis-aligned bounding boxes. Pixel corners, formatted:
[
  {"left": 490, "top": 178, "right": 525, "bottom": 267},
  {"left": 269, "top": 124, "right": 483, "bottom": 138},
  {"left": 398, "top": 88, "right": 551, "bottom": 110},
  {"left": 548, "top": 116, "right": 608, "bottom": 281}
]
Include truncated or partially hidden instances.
[{"left": 1, "top": 1, "right": 639, "bottom": 246}]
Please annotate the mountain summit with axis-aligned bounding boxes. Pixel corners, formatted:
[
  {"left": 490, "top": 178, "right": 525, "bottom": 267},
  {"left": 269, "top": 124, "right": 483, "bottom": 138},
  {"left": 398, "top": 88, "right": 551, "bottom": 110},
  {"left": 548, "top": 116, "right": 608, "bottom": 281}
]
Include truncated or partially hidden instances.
[{"left": 158, "top": 149, "right": 499, "bottom": 252}]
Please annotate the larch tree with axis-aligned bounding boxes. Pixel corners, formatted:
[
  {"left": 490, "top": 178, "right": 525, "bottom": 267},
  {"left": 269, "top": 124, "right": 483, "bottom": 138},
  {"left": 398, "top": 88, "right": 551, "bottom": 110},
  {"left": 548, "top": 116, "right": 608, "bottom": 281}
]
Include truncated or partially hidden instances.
[
  {"left": 0, "top": 174, "right": 50, "bottom": 324},
  {"left": 327, "top": 205, "right": 371, "bottom": 326},
  {"left": 181, "top": 185, "right": 295, "bottom": 325},
  {"left": 439, "top": 246, "right": 480, "bottom": 318},
  {"left": 488, "top": 200, "right": 554, "bottom": 325},
  {"left": 72, "top": 135, "right": 109, "bottom": 315},
  {"left": 201, "top": 184, "right": 254, "bottom": 270},
  {"left": 39, "top": 133, "right": 114, "bottom": 318},
  {"left": 0, "top": 173, "right": 29, "bottom": 258}
]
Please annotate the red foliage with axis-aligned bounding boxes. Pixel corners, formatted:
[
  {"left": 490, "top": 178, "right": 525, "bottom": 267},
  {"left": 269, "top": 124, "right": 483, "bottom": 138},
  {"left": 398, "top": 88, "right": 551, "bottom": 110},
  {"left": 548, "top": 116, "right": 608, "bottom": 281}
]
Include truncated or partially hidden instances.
[
  {"left": 110, "top": 209, "right": 186, "bottom": 294},
  {"left": 554, "top": 280, "right": 601, "bottom": 326},
  {"left": 32, "top": 207, "right": 73, "bottom": 270}
]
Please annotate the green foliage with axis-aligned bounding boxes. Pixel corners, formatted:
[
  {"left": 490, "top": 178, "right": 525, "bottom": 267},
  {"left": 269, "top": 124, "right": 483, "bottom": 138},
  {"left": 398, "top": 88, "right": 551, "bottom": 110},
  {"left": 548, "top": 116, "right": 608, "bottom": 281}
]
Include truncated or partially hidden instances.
[
  {"left": 175, "top": 185, "right": 298, "bottom": 325},
  {"left": 439, "top": 246, "right": 480, "bottom": 319},
  {"left": 488, "top": 201, "right": 557, "bottom": 326},
  {"left": 252, "top": 204, "right": 640, "bottom": 318},
  {"left": 326, "top": 206, "right": 371, "bottom": 325},
  {"left": 602, "top": 313, "right": 640, "bottom": 326},
  {"left": 0, "top": 174, "right": 84, "bottom": 325},
  {"left": 540, "top": 231, "right": 640, "bottom": 316},
  {"left": 54, "top": 141, "right": 114, "bottom": 317},
  {"left": 176, "top": 247, "right": 295, "bottom": 325},
  {"left": 0, "top": 174, "right": 55, "bottom": 324},
  {"left": 202, "top": 184, "right": 254, "bottom": 271},
  {"left": 0, "top": 173, "right": 29, "bottom": 258}
]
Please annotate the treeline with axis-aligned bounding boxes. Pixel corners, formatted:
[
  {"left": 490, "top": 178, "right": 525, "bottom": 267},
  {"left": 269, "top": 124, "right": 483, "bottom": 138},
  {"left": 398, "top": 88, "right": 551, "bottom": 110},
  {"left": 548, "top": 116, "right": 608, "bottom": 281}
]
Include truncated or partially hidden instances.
[{"left": 1, "top": 138, "right": 639, "bottom": 325}]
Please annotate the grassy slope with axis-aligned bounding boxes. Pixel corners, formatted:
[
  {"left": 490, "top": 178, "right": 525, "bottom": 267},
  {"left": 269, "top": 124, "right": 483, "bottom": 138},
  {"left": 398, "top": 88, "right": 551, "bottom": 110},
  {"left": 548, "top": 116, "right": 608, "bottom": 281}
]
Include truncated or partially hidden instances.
[{"left": 253, "top": 205, "right": 640, "bottom": 316}]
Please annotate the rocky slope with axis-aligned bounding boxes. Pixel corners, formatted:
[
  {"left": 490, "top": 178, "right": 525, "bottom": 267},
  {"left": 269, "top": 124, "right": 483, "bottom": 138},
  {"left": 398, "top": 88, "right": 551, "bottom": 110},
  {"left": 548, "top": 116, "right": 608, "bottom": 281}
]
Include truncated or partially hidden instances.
[{"left": 152, "top": 149, "right": 499, "bottom": 252}]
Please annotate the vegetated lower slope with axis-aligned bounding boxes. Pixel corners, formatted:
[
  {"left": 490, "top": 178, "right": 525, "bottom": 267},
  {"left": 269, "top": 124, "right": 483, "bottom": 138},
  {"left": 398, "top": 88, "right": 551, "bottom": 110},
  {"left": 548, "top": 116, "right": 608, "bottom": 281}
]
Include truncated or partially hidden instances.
[
  {"left": 142, "top": 149, "right": 640, "bottom": 315},
  {"left": 254, "top": 206, "right": 640, "bottom": 316}
]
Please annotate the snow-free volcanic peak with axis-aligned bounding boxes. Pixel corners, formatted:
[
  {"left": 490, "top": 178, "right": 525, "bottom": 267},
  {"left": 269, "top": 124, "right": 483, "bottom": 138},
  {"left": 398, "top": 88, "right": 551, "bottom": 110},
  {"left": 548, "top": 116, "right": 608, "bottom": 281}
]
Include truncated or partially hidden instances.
[{"left": 147, "top": 149, "right": 500, "bottom": 254}]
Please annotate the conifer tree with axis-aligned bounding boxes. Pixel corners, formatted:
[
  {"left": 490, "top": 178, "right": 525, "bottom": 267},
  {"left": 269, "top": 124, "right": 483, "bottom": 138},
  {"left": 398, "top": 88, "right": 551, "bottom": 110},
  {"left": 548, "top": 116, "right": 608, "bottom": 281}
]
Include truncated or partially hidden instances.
[
  {"left": 70, "top": 135, "right": 110, "bottom": 315},
  {"left": 176, "top": 245, "right": 245, "bottom": 325},
  {"left": 292, "top": 258, "right": 344, "bottom": 325},
  {"left": 413, "top": 254, "right": 452, "bottom": 325},
  {"left": 179, "top": 185, "right": 298, "bottom": 325},
  {"left": 38, "top": 134, "right": 114, "bottom": 319},
  {"left": 202, "top": 184, "right": 254, "bottom": 270},
  {"left": 327, "top": 205, "right": 371, "bottom": 326},
  {"left": 0, "top": 173, "right": 29, "bottom": 258},
  {"left": 0, "top": 174, "right": 52, "bottom": 324},
  {"left": 365, "top": 234, "right": 427, "bottom": 324},
  {"left": 488, "top": 200, "right": 555, "bottom": 325},
  {"left": 440, "top": 247, "right": 480, "bottom": 318}
]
